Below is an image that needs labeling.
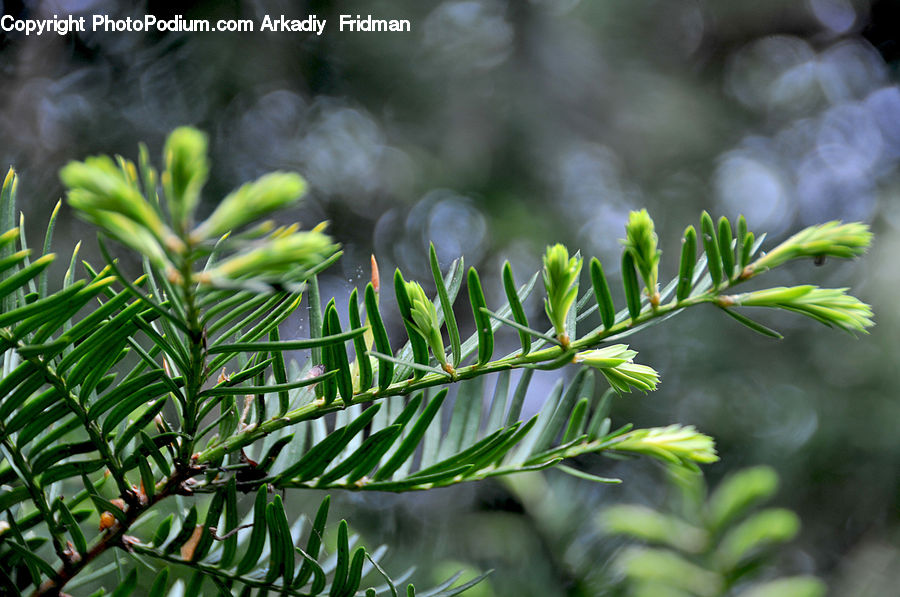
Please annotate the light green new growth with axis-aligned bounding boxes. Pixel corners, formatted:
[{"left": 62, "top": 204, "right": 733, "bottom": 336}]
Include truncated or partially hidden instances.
[
  {"left": 575, "top": 345, "right": 660, "bottom": 394},
  {"left": 723, "top": 286, "right": 873, "bottom": 334},
  {"left": 542, "top": 243, "right": 582, "bottom": 346},
  {"left": 162, "top": 126, "right": 209, "bottom": 233},
  {"left": 613, "top": 425, "right": 718, "bottom": 465},
  {"left": 194, "top": 171, "right": 308, "bottom": 240},
  {"left": 61, "top": 156, "right": 167, "bottom": 237},
  {"left": 60, "top": 155, "right": 176, "bottom": 264},
  {"left": 405, "top": 280, "right": 451, "bottom": 371},
  {"left": 745, "top": 221, "right": 872, "bottom": 275},
  {"left": 623, "top": 208, "right": 662, "bottom": 306},
  {"left": 208, "top": 228, "right": 338, "bottom": 288}
]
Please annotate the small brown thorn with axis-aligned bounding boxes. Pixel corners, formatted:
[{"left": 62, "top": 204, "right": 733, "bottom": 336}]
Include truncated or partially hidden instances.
[{"left": 370, "top": 254, "right": 380, "bottom": 293}]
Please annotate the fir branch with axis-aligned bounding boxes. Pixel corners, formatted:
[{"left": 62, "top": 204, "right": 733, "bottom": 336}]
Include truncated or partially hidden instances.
[
  {"left": 192, "top": 284, "right": 727, "bottom": 465},
  {"left": 31, "top": 464, "right": 204, "bottom": 597},
  {"left": 1, "top": 329, "right": 136, "bottom": 505},
  {"left": 0, "top": 128, "right": 871, "bottom": 596},
  {"left": 0, "top": 427, "right": 70, "bottom": 569}
]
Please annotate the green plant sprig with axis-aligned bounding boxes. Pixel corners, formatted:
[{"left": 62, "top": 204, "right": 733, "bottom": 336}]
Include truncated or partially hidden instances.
[
  {"left": 192, "top": 223, "right": 869, "bottom": 466},
  {"left": 0, "top": 128, "right": 873, "bottom": 596}
]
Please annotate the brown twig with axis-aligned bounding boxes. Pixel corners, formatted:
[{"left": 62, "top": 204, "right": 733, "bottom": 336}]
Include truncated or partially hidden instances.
[
  {"left": 31, "top": 465, "right": 204, "bottom": 597},
  {"left": 209, "top": 523, "right": 254, "bottom": 541}
]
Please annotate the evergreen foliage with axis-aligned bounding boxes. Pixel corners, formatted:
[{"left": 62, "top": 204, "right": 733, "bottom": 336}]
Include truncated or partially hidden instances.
[
  {"left": 0, "top": 128, "right": 872, "bottom": 595},
  {"left": 601, "top": 466, "right": 825, "bottom": 597}
]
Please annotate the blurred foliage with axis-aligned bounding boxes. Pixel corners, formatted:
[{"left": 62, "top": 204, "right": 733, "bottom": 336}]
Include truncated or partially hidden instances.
[
  {"left": 1, "top": 0, "right": 899, "bottom": 594},
  {"left": 600, "top": 466, "right": 825, "bottom": 597}
]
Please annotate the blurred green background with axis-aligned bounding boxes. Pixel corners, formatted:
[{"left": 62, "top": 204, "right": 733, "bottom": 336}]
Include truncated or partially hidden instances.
[{"left": 2, "top": 0, "right": 899, "bottom": 594}]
